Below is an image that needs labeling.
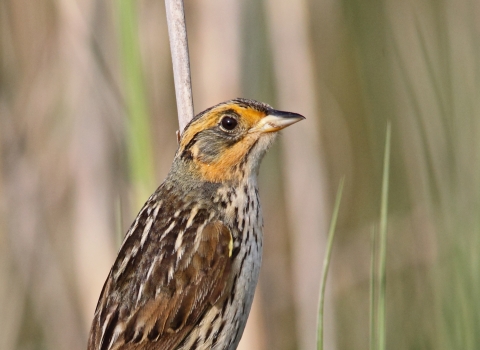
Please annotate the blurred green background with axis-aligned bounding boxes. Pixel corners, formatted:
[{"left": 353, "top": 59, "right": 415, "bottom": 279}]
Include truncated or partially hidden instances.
[{"left": 1, "top": 0, "right": 479, "bottom": 349}]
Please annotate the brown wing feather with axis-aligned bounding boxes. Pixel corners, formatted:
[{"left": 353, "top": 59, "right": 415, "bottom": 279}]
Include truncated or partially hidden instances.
[{"left": 87, "top": 193, "right": 233, "bottom": 350}]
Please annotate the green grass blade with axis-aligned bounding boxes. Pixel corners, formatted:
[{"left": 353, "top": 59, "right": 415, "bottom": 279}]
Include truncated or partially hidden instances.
[
  {"left": 317, "top": 177, "right": 345, "bottom": 350},
  {"left": 377, "top": 122, "right": 391, "bottom": 350},
  {"left": 370, "top": 225, "right": 377, "bottom": 350},
  {"left": 118, "top": 0, "right": 156, "bottom": 208}
]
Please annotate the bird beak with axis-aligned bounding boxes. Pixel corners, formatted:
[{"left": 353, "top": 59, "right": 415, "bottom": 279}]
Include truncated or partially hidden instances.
[{"left": 256, "top": 110, "right": 305, "bottom": 133}]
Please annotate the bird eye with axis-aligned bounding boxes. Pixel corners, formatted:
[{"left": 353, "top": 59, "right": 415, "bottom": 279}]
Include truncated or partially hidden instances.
[{"left": 220, "top": 116, "right": 238, "bottom": 131}]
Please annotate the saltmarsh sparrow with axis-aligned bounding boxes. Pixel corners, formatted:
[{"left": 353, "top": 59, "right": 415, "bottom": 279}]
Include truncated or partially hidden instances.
[{"left": 88, "top": 98, "right": 304, "bottom": 350}]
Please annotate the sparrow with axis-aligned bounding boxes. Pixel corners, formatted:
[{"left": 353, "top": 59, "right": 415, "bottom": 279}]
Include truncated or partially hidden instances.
[{"left": 88, "top": 98, "right": 304, "bottom": 350}]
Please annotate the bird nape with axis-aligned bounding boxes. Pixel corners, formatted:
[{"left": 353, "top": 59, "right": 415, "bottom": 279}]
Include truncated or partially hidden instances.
[{"left": 88, "top": 98, "right": 304, "bottom": 350}]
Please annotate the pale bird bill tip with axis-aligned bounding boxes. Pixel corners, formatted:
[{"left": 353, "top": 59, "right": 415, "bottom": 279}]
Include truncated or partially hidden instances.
[{"left": 256, "top": 110, "right": 305, "bottom": 133}]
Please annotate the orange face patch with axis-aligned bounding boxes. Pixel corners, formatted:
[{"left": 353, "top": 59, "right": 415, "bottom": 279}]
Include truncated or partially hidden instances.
[
  {"left": 193, "top": 133, "right": 259, "bottom": 183},
  {"left": 227, "top": 104, "right": 266, "bottom": 127}
]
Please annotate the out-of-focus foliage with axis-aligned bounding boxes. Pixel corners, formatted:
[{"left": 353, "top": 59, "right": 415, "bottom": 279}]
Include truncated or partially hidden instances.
[{"left": 1, "top": 0, "right": 479, "bottom": 349}]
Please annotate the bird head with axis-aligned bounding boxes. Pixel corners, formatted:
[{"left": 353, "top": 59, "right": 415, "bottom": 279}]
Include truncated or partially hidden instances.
[{"left": 173, "top": 98, "right": 304, "bottom": 184}]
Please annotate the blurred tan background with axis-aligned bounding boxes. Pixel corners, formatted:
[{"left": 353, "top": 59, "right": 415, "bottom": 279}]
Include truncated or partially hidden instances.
[{"left": 1, "top": 0, "right": 480, "bottom": 349}]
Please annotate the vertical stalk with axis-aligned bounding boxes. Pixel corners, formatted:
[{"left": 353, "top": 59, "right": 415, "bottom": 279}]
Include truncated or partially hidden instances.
[
  {"left": 164, "top": 0, "right": 194, "bottom": 132},
  {"left": 377, "top": 122, "right": 391, "bottom": 350},
  {"left": 317, "top": 177, "right": 344, "bottom": 350},
  {"left": 370, "top": 226, "right": 377, "bottom": 350}
]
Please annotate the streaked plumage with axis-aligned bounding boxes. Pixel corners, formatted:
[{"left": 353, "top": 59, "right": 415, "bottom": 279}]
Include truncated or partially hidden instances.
[{"left": 88, "top": 98, "right": 304, "bottom": 350}]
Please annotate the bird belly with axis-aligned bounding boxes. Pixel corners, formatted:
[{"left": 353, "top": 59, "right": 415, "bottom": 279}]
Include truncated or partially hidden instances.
[
  {"left": 179, "top": 181, "right": 263, "bottom": 350},
  {"left": 177, "top": 234, "right": 263, "bottom": 350}
]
